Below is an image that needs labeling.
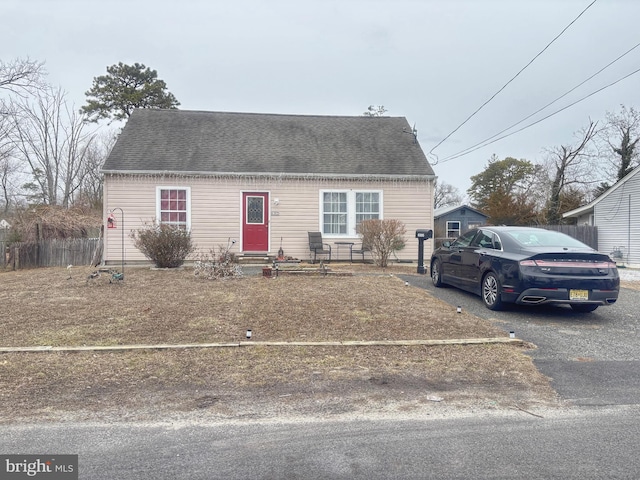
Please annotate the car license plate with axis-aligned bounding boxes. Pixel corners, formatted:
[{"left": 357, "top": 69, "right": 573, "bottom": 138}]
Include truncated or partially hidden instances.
[{"left": 570, "top": 289, "right": 589, "bottom": 300}]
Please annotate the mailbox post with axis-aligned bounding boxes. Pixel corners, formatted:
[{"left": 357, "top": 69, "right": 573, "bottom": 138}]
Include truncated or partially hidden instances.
[{"left": 415, "top": 229, "right": 433, "bottom": 274}]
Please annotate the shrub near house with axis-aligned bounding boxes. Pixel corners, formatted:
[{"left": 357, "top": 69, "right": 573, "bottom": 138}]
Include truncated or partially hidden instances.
[
  {"left": 130, "top": 223, "right": 195, "bottom": 268},
  {"left": 358, "top": 219, "right": 406, "bottom": 268}
]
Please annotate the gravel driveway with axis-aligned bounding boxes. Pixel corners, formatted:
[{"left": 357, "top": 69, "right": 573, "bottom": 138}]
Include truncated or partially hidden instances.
[{"left": 399, "top": 268, "right": 640, "bottom": 407}]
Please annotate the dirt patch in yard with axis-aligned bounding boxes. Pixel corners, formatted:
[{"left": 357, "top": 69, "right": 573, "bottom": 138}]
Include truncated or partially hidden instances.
[{"left": 0, "top": 264, "right": 558, "bottom": 423}]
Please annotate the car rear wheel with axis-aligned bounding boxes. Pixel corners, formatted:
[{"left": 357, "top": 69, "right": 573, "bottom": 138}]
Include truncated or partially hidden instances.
[
  {"left": 570, "top": 303, "right": 599, "bottom": 313},
  {"left": 431, "top": 259, "right": 444, "bottom": 287},
  {"left": 482, "top": 272, "right": 503, "bottom": 310}
]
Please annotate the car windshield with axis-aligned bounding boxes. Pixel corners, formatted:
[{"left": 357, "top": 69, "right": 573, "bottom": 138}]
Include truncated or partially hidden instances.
[{"left": 506, "top": 229, "right": 587, "bottom": 248}]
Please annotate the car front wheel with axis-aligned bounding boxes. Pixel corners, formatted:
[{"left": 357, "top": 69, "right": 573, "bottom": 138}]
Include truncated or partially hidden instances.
[
  {"left": 431, "top": 259, "right": 444, "bottom": 287},
  {"left": 482, "top": 272, "right": 503, "bottom": 310}
]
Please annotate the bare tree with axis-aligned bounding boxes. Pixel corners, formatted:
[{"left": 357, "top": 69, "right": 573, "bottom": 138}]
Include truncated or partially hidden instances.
[
  {"left": 9, "top": 86, "right": 96, "bottom": 207},
  {"left": 0, "top": 148, "right": 23, "bottom": 214},
  {"left": 601, "top": 105, "right": 640, "bottom": 183},
  {"left": 0, "top": 57, "right": 45, "bottom": 99},
  {"left": 433, "top": 179, "right": 462, "bottom": 210},
  {"left": 0, "top": 105, "right": 19, "bottom": 213},
  {"left": 75, "top": 130, "right": 117, "bottom": 209},
  {"left": 543, "top": 120, "right": 599, "bottom": 224},
  {"left": 0, "top": 58, "right": 45, "bottom": 211},
  {"left": 0, "top": 155, "right": 18, "bottom": 213}
]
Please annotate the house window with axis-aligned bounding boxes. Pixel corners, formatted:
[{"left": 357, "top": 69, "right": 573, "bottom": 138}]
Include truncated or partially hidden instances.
[
  {"left": 246, "top": 196, "right": 264, "bottom": 224},
  {"left": 467, "top": 221, "right": 483, "bottom": 230},
  {"left": 355, "top": 192, "right": 380, "bottom": 225},
  {"left": 157, "top": 187, "right": 191, "bottom": 230},
  {"left": 321, "top": 190, "right": 382, "bottom": 236},
  {"left": 323, "top": 192, "right": 347, "bottom": 234},
  {"left": 446, "top": 220, "right": 461, "bottom": 238}
]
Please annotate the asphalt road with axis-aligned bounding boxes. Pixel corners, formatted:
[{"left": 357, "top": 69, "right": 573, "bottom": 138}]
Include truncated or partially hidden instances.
[
  {"left": 399, "top": 274, "right": 640, "bottom": 407},
  {"left": 3, "top": 407, "right": 640, "bottom": 479}
]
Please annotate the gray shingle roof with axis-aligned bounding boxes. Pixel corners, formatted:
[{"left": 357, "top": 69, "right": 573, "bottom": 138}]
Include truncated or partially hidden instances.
[
  {"left": 102, "top": 109, "right": 434, "bottom": 177},
  {"left": 434, "top": 204, "right": 488, "bottom": 219}
]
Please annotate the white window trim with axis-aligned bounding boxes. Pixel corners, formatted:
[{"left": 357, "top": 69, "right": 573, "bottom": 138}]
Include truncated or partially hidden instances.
[
  {"left": 156, "top": 186, "right": 192, "bottom": 231},
  {"left": 319, "top": 189, "right": 383, "bottom": 237},
  {"left": 446, "top": 220, "right": 461, "bottom": 237}
]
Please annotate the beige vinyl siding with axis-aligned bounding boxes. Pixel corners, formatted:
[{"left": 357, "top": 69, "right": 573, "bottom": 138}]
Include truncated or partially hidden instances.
[
  {"left": 104, "top": 175, "right": 433, "bottom": 264},
  {"left": 381, "top": 181, "right": 433, "bottom": 261}
]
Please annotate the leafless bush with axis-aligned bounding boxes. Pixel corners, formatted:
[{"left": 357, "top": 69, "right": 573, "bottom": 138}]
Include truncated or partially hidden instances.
[
  {"left": 130, "top": 222, "right": 195, "bottom": 268},
  {"left": 358, "top": 219, "right": 406, "bottom": 268},
  {"left": 194, "top": 240, "right": 242, "bottom": 280}
]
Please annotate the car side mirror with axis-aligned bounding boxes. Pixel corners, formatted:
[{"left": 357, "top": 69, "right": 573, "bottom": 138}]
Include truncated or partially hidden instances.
[{"left": 442, "top": 241, "right": 451, "bottom": 248}]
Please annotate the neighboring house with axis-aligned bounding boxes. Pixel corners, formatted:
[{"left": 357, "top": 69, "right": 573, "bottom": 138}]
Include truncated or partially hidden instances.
[
  {"left": 0, "top": 219, "right": 10, "bottom": 230},
  {"left": 434, "top": 204, "right": 488, "bottom": 240},
  {"left": 101, "top": 109, "right": 436, "bottom": 265},
  {"left": 563, "top": 166, "right": 640, "bottom": 267}
]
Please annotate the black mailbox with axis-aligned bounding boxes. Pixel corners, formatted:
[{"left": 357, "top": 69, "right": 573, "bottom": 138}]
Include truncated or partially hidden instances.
[{"left": 415, "top": 229, "right": 433, "bottom": 274}]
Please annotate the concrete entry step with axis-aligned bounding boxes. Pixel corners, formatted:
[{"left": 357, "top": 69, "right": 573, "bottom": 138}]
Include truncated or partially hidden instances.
[{"left": 235, "top": 253, "right": 276, "bottom": 264}]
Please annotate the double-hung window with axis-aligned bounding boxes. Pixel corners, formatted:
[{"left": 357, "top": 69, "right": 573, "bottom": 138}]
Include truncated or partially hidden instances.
[
  {"left": 321, "top": 190, "right": 382, "bottom": 236},
  {"left": 323, "top": 192, "right": 347, "bottom": 234},
  {"left": 157, "top": 187, "right": 191, "bottom": 230},
  {"left": 446, "top": 220, "right": 461, "bottom": 238}
]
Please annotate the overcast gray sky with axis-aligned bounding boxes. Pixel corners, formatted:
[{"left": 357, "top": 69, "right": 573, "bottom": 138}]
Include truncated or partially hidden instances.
[{"left": 4, "top": 0, "right": 640, "bottom": 197}]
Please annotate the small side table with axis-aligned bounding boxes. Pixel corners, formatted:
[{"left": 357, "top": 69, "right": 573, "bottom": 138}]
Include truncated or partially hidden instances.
[{"left": 334, "top": 241, "right": 355, "bottom": 262}]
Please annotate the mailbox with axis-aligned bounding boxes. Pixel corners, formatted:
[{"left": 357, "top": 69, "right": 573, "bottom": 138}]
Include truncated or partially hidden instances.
[
  {"left": 415, "top": 229, "right": 433, "bottom": 274},
  {"left": 415, "top": 229, "right": 433, "bottom": 239}
]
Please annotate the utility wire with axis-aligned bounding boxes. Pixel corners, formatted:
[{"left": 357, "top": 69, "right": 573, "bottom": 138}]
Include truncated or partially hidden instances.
[
  {"left": 437, "top": 65, "right": 640, "bottom": 164},
  {"left": 439, "top": 40, "right": 640, "bottom": 162},
  {"left": 428, "top": 0, "right": 598, "bottom": 156}
]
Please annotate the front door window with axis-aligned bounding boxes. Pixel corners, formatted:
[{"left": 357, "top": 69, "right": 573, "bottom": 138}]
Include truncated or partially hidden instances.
[{"left": 246, "top": 196, "right": 264, "bottom": 224}]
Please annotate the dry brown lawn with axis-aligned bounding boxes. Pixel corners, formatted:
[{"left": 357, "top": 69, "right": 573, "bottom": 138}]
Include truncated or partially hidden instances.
[{"left": 0, "top": 263, "right": 559, "bottom": 423}]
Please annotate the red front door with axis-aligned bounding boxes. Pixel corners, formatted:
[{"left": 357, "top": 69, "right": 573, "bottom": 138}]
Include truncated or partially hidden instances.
[{"left": 242, "top": 192, "right": 269, "bottom": 252}]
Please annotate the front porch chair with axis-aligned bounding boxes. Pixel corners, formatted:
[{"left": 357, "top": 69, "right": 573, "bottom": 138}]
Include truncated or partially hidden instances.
[
  {"left": 308, "top": 232, "right": 331, "bottom": 263},
  {"left": 351, "top": 241, "right": 371, "bottom": 263}
]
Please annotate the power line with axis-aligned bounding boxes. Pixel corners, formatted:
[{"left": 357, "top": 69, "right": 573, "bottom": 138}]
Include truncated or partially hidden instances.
[
  {"left": 437, "top": 65, "right": 640, "bottom": 164},
  {"left": 439, "top": 40, "right": 640, "bottom": 162},
  {"left": 428, "top": 0, "right": 598, "bottom": 156}
]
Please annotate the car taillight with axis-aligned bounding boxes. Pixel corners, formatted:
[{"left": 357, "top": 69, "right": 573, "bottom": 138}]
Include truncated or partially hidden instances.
[
  {"left": 600, "top": 262, "right": 618, "bottom": 273},
  {"left": 520, "top": 259, "right": 617, "bottom": 269},
  {"left": 519, "top": 260, "right": 537, "bottom": 267}
]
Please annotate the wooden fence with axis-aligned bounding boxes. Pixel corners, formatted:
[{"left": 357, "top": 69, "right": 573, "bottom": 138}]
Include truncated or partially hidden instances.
[
  {"left": 2, "top": 238, "right": 102, "bottom": 270},
  {"left": 539, "top": 225, "right": 598, "bottom": 250}
]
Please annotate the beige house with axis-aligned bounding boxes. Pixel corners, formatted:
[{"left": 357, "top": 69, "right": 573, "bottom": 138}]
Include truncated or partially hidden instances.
[{"left": 102, "top": 109, "right": 436, "bottom": 265}]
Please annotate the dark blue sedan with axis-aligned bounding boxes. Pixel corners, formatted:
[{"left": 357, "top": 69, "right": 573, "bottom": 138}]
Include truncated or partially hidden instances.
[{"left": 430, "top": 226, "right": 619, "bottom": 312}]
